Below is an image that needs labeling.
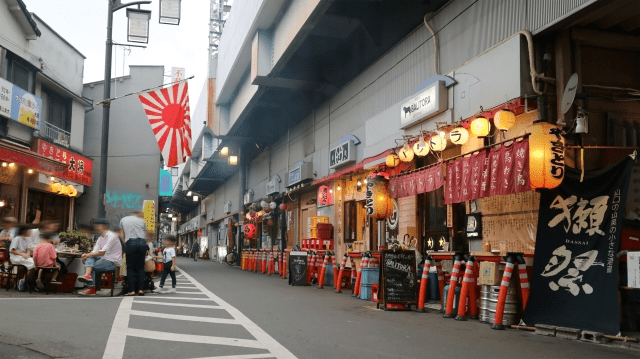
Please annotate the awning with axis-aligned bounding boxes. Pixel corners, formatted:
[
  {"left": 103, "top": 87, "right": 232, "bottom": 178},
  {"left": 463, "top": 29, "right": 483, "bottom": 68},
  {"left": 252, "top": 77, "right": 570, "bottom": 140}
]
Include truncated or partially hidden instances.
[
  {"left": 0, "top": 141, "right": 67, "bottom": 174},
  {"left": 312, "top": 149, "right": 393, "bottom": 185}
]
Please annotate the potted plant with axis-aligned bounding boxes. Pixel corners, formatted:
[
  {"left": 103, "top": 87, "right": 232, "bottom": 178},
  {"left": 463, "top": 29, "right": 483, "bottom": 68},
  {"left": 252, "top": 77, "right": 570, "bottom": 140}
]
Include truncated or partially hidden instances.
[{"left": 58, "top": 229, "right": 92, "bottom": 253}]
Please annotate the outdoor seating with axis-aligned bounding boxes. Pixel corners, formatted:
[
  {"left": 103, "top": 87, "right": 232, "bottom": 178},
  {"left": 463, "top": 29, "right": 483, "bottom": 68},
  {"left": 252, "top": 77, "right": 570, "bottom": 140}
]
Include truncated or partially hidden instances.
[{"left": 31, "top": 266, "right": 60, "bottom": 295}]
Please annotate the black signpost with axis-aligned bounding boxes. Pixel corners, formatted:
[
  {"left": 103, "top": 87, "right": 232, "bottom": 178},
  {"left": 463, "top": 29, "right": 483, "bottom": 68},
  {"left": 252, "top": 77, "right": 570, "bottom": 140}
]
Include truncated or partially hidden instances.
[
  {"left": 379, "top": 249, "right": 417, "bottom": 310},
  {"left": 289, "top": 251, "right": 308, "bottom": 286}
]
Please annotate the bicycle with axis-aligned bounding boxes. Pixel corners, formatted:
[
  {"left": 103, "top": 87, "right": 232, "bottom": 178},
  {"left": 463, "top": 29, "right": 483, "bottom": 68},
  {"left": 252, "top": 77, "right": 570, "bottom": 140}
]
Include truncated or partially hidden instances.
[{"left": 224, "top": 246, "right": 238, "bottom": 266}]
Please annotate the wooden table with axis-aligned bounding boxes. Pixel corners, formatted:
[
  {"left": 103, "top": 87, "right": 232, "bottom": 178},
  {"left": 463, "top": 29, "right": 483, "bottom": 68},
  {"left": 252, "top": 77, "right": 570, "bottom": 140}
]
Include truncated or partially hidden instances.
[{"left": 56, "top": 251, "right": 83, "bottom": 275}]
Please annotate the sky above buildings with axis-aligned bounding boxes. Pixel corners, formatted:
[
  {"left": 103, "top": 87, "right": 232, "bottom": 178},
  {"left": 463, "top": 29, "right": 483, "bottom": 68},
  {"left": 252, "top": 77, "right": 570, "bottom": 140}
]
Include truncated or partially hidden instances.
[{"left": 25, "top": 0, "right": 211, "bottom": 134}]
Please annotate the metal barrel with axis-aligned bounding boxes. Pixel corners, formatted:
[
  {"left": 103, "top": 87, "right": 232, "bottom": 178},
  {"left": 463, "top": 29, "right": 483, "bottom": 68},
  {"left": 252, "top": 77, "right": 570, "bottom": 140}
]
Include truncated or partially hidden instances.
[{"left": 479, "top": 284, "right": 521, "bottom": 325}]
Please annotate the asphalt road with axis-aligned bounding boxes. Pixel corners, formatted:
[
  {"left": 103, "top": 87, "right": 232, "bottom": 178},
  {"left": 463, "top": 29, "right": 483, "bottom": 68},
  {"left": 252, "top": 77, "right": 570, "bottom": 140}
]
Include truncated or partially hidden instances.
[{"left": 0, "top": 257, "right": 638, "bottom": 359}]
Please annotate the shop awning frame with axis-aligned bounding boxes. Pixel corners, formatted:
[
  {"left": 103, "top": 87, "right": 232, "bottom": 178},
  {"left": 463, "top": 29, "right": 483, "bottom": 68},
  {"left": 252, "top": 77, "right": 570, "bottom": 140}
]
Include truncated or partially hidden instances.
[
  {"left": 0, "top": 141, "right": 67, "bottom": 174},
  {"left": 312, "top": 149, "right": 393, "bottom": 185}
]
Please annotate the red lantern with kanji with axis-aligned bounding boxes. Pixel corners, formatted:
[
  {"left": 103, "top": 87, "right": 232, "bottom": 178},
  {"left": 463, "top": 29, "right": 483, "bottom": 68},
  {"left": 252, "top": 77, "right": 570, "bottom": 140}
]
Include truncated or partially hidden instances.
[
  {"left": 244, "top": 223, "right": 257, "bottom": 239},
  {"left": 365, "top": 174, "right": 393, "bottom": 219},
  {"left": 279, "top": 203, "right": 287, "bottom": 211},
  {"left": 317, "top": 185, "right": 333, "bottom": 206},
  {"left": 529, "top": 122, "right": 565, "bottom": 189}
]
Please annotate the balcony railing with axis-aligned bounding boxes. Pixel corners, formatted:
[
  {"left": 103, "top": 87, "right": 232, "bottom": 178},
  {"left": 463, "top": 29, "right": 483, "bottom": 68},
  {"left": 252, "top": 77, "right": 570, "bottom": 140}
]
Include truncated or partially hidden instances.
[{"left": 42, "top": 122, "right": 70, "bottom": 148}]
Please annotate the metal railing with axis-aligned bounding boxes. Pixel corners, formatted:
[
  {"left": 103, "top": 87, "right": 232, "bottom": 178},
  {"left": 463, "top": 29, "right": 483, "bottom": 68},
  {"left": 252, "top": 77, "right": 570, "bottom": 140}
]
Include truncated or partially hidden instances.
[{"left": 42, "top": 122, "right": 70, "bottom": 147}]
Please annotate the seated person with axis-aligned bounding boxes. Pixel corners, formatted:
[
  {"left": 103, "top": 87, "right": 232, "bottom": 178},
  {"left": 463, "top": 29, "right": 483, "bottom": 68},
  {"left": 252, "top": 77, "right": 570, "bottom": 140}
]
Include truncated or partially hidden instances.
[
  {"left": 32, "top": 232, "right": 61, "bottom": 290},
  {"left": 78, "top": 219, "right": 122, "bottom": 296},
  {"left": 9, "top": 225, "right": 36, "bottom": 290},
  {"left": 78, "top": 224, "right": 106, "bottom": 282}
]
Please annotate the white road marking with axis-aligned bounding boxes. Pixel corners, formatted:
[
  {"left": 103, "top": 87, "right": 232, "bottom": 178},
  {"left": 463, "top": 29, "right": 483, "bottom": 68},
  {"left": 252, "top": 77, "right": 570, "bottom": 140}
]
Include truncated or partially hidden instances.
[
  {"left": 136, "top": 296, "right": 213, "bottom": 301},
  {"left": 197, "top": 355, "right": 276, "bottom": 359},
  {"left": 127, "top": 328, "right": 265, "bottom": 348},
  {"left": 178, "top": 267, "right": 297, "bottom": 359},
  {"left": 102, "top": 265, "right": 297, "bottom": 359},
  {"left": 130, "top": 309, "right": 238, "bottom": 325},
  {"left": 102, "top": 297, "right": 134, "bottom": 359},
  {"left": 133, "top": 300, "right": 222, "bottom": 309}
]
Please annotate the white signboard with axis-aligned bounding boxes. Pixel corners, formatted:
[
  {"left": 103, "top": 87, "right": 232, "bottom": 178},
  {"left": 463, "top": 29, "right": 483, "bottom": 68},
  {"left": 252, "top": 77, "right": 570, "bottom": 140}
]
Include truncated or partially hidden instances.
[
  {"left": 172, "top": 67, "right": 186, "bottom": 83},
  {"left": 329, "top": 140, "right": 355, "bottom": 169},
  {"left": 400, "top": 80, "right": 447, "bottom": 129},
  {"left": 0, "top": 78, "right": 12, "bottom": 118},
  {"left": 629, "top": 252, "right": 640, "bottom": 289}
]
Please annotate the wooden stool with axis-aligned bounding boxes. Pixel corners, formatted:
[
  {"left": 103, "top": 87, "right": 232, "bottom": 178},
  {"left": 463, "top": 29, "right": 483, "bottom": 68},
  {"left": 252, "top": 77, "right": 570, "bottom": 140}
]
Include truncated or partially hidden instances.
[{"left": 31, "top": 266, "right": 60, "bottom": 295}]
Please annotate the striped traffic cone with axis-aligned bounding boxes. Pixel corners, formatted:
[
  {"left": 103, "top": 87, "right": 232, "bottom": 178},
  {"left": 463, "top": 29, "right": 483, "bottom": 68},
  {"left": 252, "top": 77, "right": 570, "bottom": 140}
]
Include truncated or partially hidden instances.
[
  {"left": 335, "top": 254, "right": 348, "bottom": 293},
  {"left": 318, "top": 253, "right": 330, "bottom": 289},
  {"left": 492, "top": 256, "right": 515, "bottom": 330},
  {"left": 331, "top": 254, "right": 338, "bottom": 290},
  {"left": 416, "top": 257, "right": 432, "bottom": 313},
  {"left": 276, "top": 252, "right": 282, "bottom": 275},
  {"left": 443, "top": 257, "right": 461, "bottom": 318},
  {"left": 252, "top": 251, "right": 257, "bottom": 272},
  {"left": 517, "top": 255, "right": 530, "bottom": 311},
  {"left": 282, "top": 251, "right": 288, "bottom": 279},
  {"left": 455, "top": 256, "right": 476, "bottom": 321},
  {"left": 436, "top": 262, "right": 445, "bottom": 312},
  {"left": 267, "top": 251, "right": 273, "bottom": 275}
]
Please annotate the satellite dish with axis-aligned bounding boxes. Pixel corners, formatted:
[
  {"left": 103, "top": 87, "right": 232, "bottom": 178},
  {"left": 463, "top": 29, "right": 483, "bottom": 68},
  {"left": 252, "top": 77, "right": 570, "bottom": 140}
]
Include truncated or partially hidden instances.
[{"left": 561, "top": 73, "right": 579, "bottom": 115}]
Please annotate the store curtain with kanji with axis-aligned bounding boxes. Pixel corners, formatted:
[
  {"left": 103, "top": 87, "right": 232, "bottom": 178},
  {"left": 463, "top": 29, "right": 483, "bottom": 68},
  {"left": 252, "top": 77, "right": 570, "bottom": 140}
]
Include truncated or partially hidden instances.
[{"left": 523, "top": 155, "right": 635, "bottom": 334}]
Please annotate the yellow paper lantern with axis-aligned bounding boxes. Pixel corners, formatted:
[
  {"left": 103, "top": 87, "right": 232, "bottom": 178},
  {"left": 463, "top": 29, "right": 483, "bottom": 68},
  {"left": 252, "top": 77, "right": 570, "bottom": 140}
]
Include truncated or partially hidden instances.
[
  {"left": 429, "top": 134, "right": 447, "bottom": 152},
  {"left": 470, "top": 117, "right": 490, "bottom": 137},
  {"left": 365, "top": 175, "right": 393, "bottom": 219},
  {"left": 65, "top": 185, "right": 75, "bottom": 196},
  {"left": 51, "top": 182, "right": 62, "bottom": 193},
  {"left": 529, "top": 122, "right": 565, "bottom": 190},
  {"left": 450, "top": 127, "right": 469, "bottom": 145},
  {"left": 398, "top": 144, "right": 414, "bottom": 162},
  {"left": 385, "top": 152, "right": 400, "bottom": 168},
  {"left": 413, "top": 140, "right": 430, "bottom": 157},
  {"left": 494, "top": 110, "right": 516, "bottom": 132}
]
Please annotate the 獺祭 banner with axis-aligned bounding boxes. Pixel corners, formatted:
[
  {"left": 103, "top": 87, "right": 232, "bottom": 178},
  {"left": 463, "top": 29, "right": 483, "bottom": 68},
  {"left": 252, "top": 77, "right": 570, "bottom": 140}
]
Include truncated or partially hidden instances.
[{"left": 523, "top": 154, "right": 635, "bottom": 334}]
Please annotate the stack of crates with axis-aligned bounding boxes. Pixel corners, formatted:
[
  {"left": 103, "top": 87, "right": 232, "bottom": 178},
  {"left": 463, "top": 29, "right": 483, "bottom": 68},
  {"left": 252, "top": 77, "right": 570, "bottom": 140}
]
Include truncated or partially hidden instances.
[
  {"left": 360, "top": 267, "right": 380, "bottom": 300},
  {"left": 309, "top": 216, "right": 333, "bottom": 250}
]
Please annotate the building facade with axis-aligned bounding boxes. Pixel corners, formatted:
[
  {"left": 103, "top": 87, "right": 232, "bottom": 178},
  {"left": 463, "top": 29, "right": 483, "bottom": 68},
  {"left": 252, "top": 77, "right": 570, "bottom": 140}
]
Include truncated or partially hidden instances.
[
  {"left": 0, "top": 0, "right": 92, "bottom": 228},
  {"left": 171, "top": 0, "right": 639, "bottom": 266},
  {"left": 80, "top": 65, "right": 164, "bottom": 230}
]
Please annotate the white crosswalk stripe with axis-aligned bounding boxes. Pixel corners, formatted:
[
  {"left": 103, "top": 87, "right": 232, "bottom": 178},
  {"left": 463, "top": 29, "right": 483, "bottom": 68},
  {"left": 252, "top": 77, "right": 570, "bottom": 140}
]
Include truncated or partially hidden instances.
[{"left": 102, "top": 266, "right": 295, "bottom": 359}]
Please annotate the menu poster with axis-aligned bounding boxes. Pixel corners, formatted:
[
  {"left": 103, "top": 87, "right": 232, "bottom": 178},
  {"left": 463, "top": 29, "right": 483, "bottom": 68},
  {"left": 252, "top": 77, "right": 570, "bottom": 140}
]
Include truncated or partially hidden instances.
[
  {"left": 381, "top": 249, "right": 417, "bottom": 308},
  {"left": 289, "top": 251, "right": 308, "bottom": 286}
]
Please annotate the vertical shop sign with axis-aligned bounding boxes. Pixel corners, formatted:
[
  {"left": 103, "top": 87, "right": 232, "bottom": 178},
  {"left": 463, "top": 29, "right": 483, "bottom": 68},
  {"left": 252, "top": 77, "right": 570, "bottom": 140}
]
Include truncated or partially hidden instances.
[
  {"left": 469, "top": 150, "right": 485, "bottom": 200},
  {"left": 513, "top": 139, "right": 530, "bottom": 194},
  {"left": 37, "top": 140, "right": 93, "bottom": 186},
  {"left": 488, "top": 146, "right": 504, "bottom": 197},
  {"left": 0, "top": 78, "right": 12, "bottom": 119},
  {"left": 460, "top": 157, "right": 471, "bottom": 202},
  {"left": 143, "top": 200, "right": 156, "bottom": 231},
  {"left": 523, "top": 155, "right": 635, "bottom": 334}
]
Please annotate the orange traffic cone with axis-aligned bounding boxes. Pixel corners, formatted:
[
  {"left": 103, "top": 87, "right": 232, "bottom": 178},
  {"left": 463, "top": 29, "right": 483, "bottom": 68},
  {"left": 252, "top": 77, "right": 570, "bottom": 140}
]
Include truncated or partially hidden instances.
[
  {"left": 517, "top": 255, "right": 530, "bottom": 311},
  {"left": 307, "top": 251, "right": 315, "bottom": 284},
  {"left": 335, "top": 254, "right": 348, "bottom": 293},
  {"left": 282, "top": 251, "right": 288, "bottom": 279},
  {"left": 331, "top": 254, "right": 338, "bottom": 291},
  {"left": 354, "top": 255, "right": 369, "bottom": 298},
  {"left": 443, "top": 257, "right": 461, "bottom": 318},
  {"left": 267, "top": 251, "right": 274, "bottom": 275},
  {"left": 492, "top": 257, "right": 515, "bottom": 330},
  {"left": 416, "top": 257, "right": 432, "bottom": 313},
  {"left": 456, "top": 256, "right": 476, "bottom": 321},
  {"left": 318, "top": 253, "right": 330, "bottom": 289}
]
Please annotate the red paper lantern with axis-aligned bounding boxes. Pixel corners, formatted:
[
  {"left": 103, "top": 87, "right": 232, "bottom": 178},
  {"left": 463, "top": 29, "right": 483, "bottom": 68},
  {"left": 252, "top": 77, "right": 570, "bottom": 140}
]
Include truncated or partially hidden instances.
[
  {"left": 279, "top": 203, "right": 287, "bottom": 211},
  {"left": 244, "top": 223, "right": 257, "bottom": 239},
  {"left": 365, "top": 174, "right": 394, "bottom": 220}
]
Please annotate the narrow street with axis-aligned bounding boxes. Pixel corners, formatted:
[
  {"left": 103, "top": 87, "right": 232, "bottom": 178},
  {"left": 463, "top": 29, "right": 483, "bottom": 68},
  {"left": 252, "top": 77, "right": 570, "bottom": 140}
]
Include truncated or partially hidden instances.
[{"left": 0, "top": 257, "right": 637, "bottom": 359}]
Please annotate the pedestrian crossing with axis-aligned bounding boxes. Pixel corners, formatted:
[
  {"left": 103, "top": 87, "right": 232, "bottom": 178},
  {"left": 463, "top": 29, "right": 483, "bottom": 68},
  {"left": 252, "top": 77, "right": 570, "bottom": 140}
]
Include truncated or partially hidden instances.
[{"left": 102, "top": 268, "right": 296, "bottom": 359}]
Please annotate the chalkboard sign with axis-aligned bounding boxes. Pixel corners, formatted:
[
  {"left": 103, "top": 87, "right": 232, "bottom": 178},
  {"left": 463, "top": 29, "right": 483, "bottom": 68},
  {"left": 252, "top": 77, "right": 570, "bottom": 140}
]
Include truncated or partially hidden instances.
[
  {"left": 289, "top": 251, "right": 308, "bottom": 286},
  {"left": 380, "top": 249, "right": 417, "bottom": 309}
]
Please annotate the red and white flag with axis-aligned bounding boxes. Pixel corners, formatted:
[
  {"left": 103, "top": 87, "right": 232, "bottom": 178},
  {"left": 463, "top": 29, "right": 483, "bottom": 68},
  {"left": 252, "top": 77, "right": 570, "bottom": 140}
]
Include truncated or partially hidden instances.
[{"left": 138, "top": 81, "right": 192, "bottom": 167}]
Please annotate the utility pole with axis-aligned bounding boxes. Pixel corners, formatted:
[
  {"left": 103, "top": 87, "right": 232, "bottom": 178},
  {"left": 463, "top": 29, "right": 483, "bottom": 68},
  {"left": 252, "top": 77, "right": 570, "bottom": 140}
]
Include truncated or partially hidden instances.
[{"left": 97, "top": 0, "right": 151, "bottom": 219}]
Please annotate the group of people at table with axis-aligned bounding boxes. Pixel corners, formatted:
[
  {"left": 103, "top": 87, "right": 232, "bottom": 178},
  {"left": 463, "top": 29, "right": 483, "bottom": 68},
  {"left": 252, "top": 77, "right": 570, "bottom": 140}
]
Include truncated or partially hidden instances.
[{"left": 0, "top": 212, "right": 178, "bottom": 296}]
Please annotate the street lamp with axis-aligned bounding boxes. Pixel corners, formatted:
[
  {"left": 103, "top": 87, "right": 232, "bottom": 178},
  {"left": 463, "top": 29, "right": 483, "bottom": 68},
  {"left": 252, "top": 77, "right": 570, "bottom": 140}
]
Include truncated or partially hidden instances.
[
  {"left": 159, "top": 0, "right": 181, "bottom": 25},
  {"left": 228, "top": 155, "right": 238, "bottom": 166},
  {"left": 126, "top": 8, "right": 152, "bottom": 43}
]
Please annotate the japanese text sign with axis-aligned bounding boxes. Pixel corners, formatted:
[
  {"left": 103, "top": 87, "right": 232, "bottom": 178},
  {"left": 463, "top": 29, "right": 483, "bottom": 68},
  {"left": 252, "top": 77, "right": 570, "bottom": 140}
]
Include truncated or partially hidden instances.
[
  {"left": 37, "top": 140, "right": 92, "bottom": 186},
  {"left": 0, "top": 77, "right": 41, "bottom": 130},
  {"left": 523, "top": 156, "right": 634, "bottom": 334}
]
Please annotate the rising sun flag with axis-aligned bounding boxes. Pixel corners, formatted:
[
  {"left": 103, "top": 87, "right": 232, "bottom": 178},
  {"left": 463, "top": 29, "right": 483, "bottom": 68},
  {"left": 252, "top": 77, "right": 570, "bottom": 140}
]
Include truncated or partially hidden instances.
[{"left": 138, "top": 81, "right": 192, "bottom": 167}]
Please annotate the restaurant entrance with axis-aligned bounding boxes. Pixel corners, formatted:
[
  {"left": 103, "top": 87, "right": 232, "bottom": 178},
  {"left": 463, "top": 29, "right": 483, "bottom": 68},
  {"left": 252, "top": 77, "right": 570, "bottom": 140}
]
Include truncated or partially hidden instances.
[{"left": 26, "top": 189, "right": 70, "bottom": 227}]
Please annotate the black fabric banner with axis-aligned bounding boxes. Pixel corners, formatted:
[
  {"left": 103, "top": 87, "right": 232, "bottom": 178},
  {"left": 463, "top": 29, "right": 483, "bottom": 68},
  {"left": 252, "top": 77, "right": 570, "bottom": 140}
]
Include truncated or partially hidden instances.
[{"left": 523, "top": 155, "right": 635, "bottom": 334}]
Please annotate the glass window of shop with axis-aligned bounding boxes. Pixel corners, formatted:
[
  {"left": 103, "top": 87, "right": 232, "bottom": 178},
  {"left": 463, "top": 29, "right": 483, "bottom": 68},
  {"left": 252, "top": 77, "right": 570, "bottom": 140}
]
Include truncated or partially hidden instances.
[
  {"left": 26, "top": 189, "right": 69, "bottom": 228},
  {"left": 4, "top": 53, "right": 35, "bottom": 93}
]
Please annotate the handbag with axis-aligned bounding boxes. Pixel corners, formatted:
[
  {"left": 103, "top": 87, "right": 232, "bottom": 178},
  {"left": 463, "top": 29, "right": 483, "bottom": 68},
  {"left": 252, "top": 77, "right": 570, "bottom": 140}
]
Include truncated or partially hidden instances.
[{"left": 144, "top": 259, "right": 155, "bottom": 273}]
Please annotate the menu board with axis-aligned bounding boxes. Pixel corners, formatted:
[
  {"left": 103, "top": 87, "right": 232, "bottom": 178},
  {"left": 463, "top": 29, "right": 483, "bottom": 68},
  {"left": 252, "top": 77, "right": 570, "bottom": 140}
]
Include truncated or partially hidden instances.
[
  {"left": 380, "top": 249, "right": 417, "bottom": 308},
  {"left": 289, "top": 251, "right": 308, "bottom": 286}
]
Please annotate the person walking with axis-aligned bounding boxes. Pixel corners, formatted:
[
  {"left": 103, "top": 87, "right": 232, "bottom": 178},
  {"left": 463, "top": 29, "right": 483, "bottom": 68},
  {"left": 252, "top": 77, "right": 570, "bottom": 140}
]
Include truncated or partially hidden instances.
[
  {"left": 120, "top": 212, "right": 147, "bottom": 296},
  {"left": 192, "top": 240, "right": 200, "bottom": 261},
  {"left": 153, "top": 235, "right": 177, "bottom": 294}
]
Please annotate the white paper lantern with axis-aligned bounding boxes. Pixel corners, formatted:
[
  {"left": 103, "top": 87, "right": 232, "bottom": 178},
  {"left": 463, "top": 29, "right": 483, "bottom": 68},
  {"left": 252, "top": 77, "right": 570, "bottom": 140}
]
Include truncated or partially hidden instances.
[
  {"left": 269, "top": 202, "right": 277, "bottom": 209},
  {"left": 450, "top": 127, "right": 469, "bottom": 145},
  {"left": 429, "top": 135, "right": 447, "bottom": 152},
  {"left": 260, "top": 200, "right": 268, "bottom": 209}
]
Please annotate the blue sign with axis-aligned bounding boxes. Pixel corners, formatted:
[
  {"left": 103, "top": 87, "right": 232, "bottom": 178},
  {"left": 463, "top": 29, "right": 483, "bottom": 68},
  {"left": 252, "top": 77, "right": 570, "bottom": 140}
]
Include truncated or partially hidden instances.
[{"left": 159, "top": 169, "right": 172, "bottom": 196}]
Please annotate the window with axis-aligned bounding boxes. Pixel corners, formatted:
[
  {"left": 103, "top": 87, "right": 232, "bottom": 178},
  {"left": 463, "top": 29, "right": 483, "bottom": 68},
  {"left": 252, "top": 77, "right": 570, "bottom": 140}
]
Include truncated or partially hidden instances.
[
  {"left": 4, "top": 54, "right": 35, "bottom": 93},
  {"left": 42, "top": 88, "right": 71, "bottom": 131}
]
